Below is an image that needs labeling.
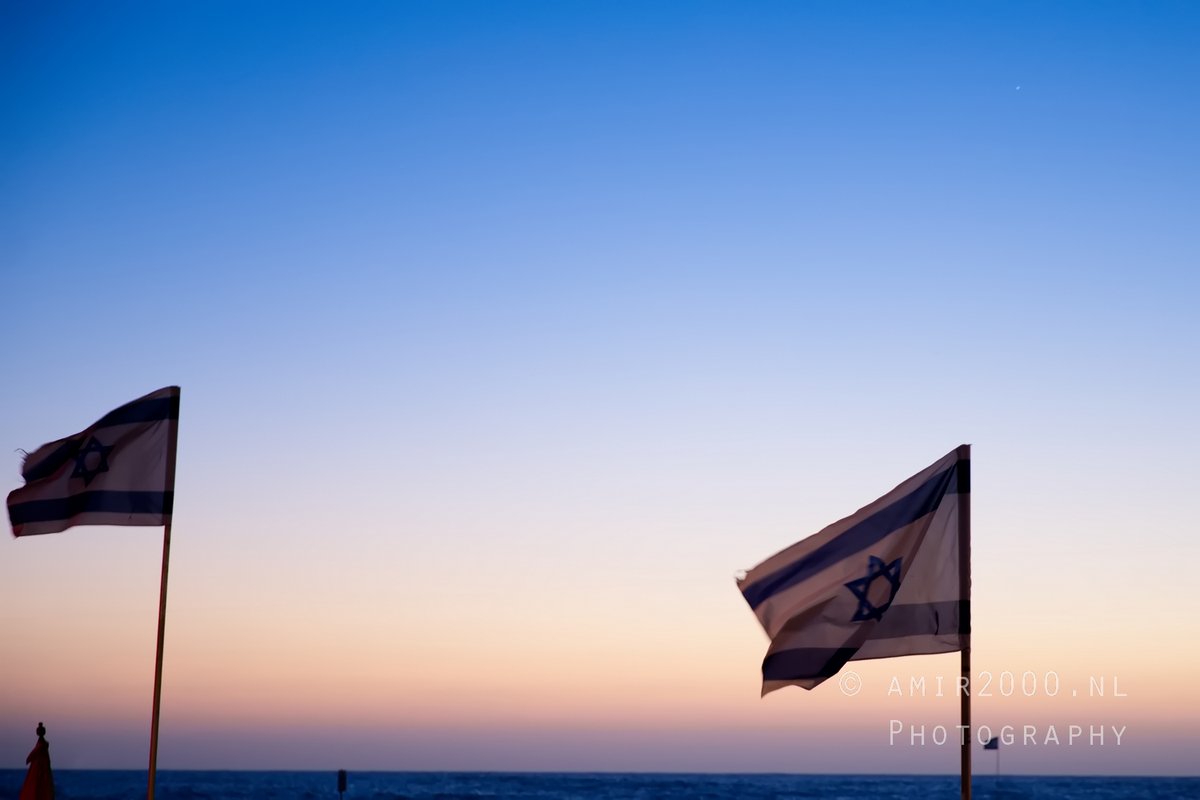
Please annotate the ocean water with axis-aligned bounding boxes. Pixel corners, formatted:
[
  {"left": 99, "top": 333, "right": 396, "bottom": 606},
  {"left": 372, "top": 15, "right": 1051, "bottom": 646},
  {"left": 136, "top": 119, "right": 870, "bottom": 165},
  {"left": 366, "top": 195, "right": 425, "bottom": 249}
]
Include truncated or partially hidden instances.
[{"left": 1, "top": 771, "right": 1197, "bottom": 800}]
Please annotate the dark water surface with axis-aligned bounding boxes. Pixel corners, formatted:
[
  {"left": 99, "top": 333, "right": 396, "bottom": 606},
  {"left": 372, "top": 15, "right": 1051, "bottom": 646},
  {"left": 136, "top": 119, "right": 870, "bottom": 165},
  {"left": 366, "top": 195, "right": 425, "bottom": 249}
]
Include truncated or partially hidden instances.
[{"left": 2, "top": 771, "right": 1196, "bottom": 800}]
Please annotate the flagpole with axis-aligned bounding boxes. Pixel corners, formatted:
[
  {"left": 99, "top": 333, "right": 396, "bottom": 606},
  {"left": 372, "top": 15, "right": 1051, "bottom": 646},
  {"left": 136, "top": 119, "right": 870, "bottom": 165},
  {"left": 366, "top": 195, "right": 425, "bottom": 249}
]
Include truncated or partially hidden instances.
[
  {"left": 148, "top": 387, "right": 180, "bottom": 800},
  {"left": 147, "top": 519, "right": 172, "bottom": 800},
  {"left": 958, "top": 444, "right": 972, "bottom": 800},
  {"left": 960, "top": 631, "right": 970, "bottom": 800}
]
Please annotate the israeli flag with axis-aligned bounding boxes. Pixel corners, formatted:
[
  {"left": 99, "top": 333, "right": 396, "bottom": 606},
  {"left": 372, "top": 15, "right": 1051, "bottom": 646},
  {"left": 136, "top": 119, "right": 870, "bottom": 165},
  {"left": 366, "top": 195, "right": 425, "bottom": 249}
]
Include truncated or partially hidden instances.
[
  {"left": 738, "top": 445, "right": 969, "bottom": 694},
  {"left": 7, "top": 387, "right": 180, "bottom": 537}
]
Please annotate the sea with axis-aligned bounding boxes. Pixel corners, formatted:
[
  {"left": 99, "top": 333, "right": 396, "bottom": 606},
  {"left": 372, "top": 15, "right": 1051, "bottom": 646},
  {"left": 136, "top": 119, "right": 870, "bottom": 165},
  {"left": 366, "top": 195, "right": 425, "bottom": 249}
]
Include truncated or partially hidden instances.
[{"left": 2, "top": 772, "right": 1197, "bottom": 800}]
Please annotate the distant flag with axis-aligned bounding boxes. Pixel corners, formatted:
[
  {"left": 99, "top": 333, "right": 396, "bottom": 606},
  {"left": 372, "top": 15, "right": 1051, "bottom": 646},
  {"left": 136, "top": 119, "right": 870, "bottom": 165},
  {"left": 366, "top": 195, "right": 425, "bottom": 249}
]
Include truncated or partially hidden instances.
[
  {"left": 984, "top": 734, "right": 1001, "bottom": 777},
  {"left": 7, "top": 386, "right": 179, "bottom": 537},
  {"left": 737, "top": 446, "right": 970, "bottom": 694}
]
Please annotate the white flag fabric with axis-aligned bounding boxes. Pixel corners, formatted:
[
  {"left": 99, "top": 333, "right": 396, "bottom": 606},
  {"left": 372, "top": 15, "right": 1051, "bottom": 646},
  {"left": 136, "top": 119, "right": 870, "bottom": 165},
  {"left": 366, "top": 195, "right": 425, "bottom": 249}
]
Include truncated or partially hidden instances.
[
  {"left": 738, "top": 445, "right": 969, "bottom": 694},
  {"left": 7, "top": 387, "right": 179, "bottom": 537}
]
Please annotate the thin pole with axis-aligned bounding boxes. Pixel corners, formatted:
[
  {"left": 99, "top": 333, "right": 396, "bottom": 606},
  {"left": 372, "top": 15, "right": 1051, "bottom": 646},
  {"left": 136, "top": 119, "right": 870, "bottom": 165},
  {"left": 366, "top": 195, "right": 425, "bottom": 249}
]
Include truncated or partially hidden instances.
[
  {"left": 147, "top": 520, "right": 172, "bottom": 800},
  {"left": 960, "top": 640, "right": 971, "bottom": 799},
  {"left": 958, "top": 444, "right": 972, "bottom": 800},
  {"left": 148, "top": 387, "right": 180, "bottom": 800}
]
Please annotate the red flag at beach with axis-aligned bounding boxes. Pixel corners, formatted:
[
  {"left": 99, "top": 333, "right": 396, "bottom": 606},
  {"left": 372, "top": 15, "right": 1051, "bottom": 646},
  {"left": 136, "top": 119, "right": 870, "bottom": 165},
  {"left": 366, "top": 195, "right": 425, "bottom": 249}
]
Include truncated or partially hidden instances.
[
  {"left": 19, "top": 722, "right": 54, "bottom": 800},
  {"left": 7, "top": 387, "right": 179, "bottom": 537}
]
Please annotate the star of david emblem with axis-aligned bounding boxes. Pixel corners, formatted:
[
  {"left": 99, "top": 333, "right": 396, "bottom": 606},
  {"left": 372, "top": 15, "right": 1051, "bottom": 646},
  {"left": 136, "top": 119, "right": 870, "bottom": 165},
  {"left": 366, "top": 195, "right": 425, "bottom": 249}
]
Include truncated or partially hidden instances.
[
  {"left": 71, "top": 436, "right": 114, "bottom": 487},
  {"left": 845, "top": 555, "right": 902, "bottom": 622}
]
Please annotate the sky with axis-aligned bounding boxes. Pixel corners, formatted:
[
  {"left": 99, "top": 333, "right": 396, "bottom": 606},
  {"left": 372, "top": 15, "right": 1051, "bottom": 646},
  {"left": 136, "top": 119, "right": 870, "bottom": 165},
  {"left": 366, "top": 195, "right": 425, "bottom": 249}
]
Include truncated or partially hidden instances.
[{"left": 2, "top": 0, "right": 1198, "bottom": 777}]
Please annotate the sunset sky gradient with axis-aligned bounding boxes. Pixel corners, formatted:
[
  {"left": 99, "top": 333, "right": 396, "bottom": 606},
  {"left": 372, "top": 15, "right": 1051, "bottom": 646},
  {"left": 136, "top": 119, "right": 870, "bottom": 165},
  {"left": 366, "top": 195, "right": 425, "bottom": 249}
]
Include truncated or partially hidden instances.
[{"left": 2, "top": 0, "right": 1198, "bottom": 775}]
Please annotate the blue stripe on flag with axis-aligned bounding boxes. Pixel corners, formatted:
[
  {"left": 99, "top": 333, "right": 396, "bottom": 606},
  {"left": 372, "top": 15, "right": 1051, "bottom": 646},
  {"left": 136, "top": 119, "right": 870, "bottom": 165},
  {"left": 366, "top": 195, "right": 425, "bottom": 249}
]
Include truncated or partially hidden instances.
[
  {"left": 762, "top": 647, "right": 858, "bottom": 683},
  {"left": 762, "top": 600, "right": 969, "bottom": 682},
  {"left": 741, "top": 461, "right": 965, "bottom": 611},
  {"left": 8, "top": 491, "right": 174, "bottom": 524},
  {"left": 20, "top": 393, "right": 178, "bottom": 482},
  {"left": 21, "top": 439, "right": 83, "bottom": 482},
  {"left": 93, "top": 393, "right": 179, "bottom": 429}
]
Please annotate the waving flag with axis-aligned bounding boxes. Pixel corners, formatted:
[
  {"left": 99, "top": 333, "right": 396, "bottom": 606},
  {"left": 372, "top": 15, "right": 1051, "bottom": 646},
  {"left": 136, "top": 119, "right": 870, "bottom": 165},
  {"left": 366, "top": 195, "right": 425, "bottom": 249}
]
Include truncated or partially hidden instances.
[
  {"left": 7, "top": 387, "right": 180, "bottom": 537},
  {"left": 738, "top": 445, "right": 969, "bottom": 694}
]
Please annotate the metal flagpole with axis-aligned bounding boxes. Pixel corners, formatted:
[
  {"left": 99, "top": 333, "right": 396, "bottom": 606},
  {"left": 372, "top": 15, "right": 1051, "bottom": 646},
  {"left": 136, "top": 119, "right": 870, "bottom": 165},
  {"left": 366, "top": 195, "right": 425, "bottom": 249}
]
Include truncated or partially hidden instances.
[
  {"left": 958, "top": 444, "right": 972, "bottom": 800},
  {"left": 147, "top": 520, "right": 172, "bottom": 800}
]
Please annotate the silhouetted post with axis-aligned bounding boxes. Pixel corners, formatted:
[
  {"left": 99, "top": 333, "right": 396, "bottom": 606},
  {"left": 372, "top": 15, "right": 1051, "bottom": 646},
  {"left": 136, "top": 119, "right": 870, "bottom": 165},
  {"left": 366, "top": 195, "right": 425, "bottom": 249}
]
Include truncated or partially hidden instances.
[
  {"left": 337, "top": 769, "right": 348, "bottom": 798},
  {"left": 958, "top": 445, "right": 972, "bottom": 800}
]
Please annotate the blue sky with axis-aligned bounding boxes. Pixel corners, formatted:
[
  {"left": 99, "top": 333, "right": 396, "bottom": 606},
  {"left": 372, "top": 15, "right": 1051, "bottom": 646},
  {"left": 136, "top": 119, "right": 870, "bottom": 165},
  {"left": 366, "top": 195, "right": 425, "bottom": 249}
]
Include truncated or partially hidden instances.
[{"left": 2, "top": 1, "right": 1198, "bottom": 774}]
